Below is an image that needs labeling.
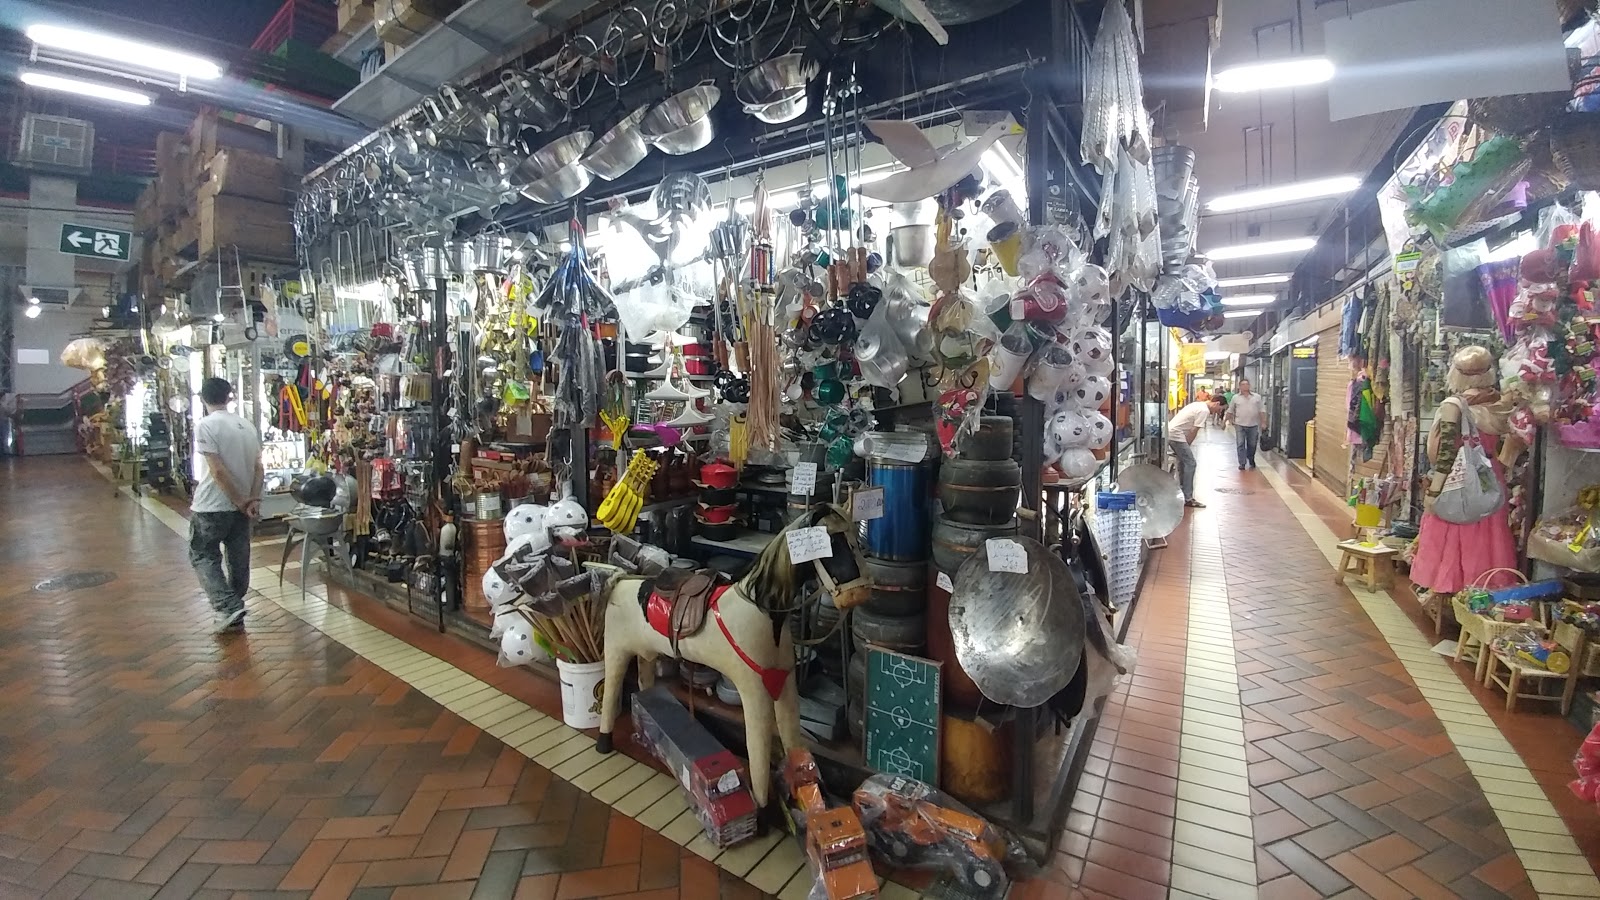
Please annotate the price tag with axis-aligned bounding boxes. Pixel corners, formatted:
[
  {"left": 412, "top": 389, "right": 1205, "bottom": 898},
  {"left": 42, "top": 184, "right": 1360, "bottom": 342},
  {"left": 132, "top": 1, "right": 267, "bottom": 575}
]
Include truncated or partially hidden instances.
[
  {"left": 851, "top": 486, "right": 885, "bottom": 521},
  {"left": 451, "top": 443, "right": 461, "bottom": 454},
  {"left": 880, "top": 439, "right": 928, "bottom": 463},
  {"left": 986, "top": 538, "right": 1029, "bottom": 574},
  {"left": 792, "top": 461, "right": 818, "bottom": 496},
  {"left": 786, "top": 526, "right": 834, "bottom": 563},
  {"left": 935, "top": 571, "right": 954, "bottom": 592}
]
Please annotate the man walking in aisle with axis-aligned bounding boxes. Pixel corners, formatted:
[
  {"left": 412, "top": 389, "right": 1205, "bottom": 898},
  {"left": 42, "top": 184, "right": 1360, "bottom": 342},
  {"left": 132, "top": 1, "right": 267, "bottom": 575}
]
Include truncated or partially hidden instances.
[
  {"left": 190, "top": 377, "right": 262, "bottom": 634},
  {"left": 1226, "top": 378, "right": 1267, "bottom": 470},
  {"left": 1168, "top": 396, "right": 1225, "bottom": 509}
]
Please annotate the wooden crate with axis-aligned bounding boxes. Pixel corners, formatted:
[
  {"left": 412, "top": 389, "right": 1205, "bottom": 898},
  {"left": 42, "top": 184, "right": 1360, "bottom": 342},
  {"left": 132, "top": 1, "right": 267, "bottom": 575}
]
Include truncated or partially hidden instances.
[
  {"left": 203, "top": 147, "right": 291, "bottom": 204},
  {"left": 338, "top": 0, "right": 374, "bottom": 30},
  {"left": 197, "top": 191, "right": 295, "bottom": 261},
  {"left": 187, "top": 110, "right": 277, "bottom": 165}
]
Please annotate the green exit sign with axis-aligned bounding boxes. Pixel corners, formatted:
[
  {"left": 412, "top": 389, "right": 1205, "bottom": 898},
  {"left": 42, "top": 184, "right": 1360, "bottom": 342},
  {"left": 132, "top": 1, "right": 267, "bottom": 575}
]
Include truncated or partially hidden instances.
[{"left": 59, "top": 223, "right": 131, "bottom": 261}]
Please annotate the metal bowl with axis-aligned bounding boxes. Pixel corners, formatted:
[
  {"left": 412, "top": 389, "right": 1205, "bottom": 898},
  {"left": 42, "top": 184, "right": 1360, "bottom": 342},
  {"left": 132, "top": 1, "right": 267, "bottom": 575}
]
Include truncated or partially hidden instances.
[
  {"left": 639, "top": 84, "right": 722, "bottom": 155},
  {"left": 516, "top": 131, "right": 594, "bottom": 204},
  {"left": 580, "top": 106, "right": 651, "bottom": 181},
  {"left": 736, "top": 53, "right": 818, "bottom": 124}
]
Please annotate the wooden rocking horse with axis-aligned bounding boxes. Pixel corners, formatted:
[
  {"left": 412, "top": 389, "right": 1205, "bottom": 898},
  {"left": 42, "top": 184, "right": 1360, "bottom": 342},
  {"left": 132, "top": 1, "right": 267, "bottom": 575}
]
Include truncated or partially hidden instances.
[{"left": 594, "top": 505, "right": 872, "bottom": 807}]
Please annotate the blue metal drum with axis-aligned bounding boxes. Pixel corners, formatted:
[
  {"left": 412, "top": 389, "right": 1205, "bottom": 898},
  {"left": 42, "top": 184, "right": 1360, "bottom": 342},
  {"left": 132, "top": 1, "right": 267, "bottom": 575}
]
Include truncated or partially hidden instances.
[{"left": 866, "top": 457, "right": 932, "bottom": 561}]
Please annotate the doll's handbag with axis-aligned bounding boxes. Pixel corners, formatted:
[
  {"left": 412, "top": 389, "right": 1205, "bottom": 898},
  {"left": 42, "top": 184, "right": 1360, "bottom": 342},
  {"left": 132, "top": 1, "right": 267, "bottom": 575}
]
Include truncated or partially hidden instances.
[{"left": 1434, "top": 397, "right": 1505, "bottom": 524}]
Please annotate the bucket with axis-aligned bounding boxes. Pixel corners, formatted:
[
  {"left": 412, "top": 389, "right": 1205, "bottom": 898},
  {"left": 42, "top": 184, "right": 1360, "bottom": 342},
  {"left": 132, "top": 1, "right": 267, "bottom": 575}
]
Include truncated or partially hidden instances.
[
  {"left": 557, "top": 659, "right": 606, "bottom": 729},
  {"left": 866, "top": 457, "right": 932, "bottom": 561}
]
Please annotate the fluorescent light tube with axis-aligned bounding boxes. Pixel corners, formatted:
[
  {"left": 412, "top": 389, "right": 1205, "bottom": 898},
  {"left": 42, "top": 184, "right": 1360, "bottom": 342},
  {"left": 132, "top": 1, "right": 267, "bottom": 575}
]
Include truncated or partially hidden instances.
[
  {"left": 1222, "top": 309, "right": 1263, "bottom": 319},
  {"left": 20, "top": 71, "right": 152, "bottom": 106},
  {"left": 1214, "top": 273, "right": 1291, "bottom": 288},
  {"left": 1220, "top": 294, "right": 1277, "bottom": 307},
  {"left": 1207, "top": 237, "right": 1316, "bottom": 261},
  {"left": 1207, "top": 175, "right": 1360, "bottom": 212},
  {"left": 1213, "top": 57, "right": 1335, "bottom": 93},
  {"left": 26, "top": 24, "right": 222, "bottom": 80}
]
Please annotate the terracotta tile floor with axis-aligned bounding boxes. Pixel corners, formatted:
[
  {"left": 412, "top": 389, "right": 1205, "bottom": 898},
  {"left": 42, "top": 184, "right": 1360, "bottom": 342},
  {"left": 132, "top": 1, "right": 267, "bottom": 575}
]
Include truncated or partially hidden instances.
[{"left": 6, "top": 433, "right": 1600, "bottom": 900}]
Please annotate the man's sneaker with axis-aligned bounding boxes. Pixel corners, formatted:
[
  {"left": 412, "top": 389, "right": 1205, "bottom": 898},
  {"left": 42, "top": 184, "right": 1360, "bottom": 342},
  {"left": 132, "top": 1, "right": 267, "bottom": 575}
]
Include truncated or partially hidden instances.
[{"left": 213, "top": 609, "right": 246, "bottom": 634}]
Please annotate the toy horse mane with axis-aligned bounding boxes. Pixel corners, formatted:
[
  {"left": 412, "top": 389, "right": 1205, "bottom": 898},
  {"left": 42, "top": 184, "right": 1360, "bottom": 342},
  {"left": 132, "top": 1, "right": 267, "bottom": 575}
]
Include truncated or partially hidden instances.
[{"left": 739, "top": 504, "right": 846, "bottom": 612}]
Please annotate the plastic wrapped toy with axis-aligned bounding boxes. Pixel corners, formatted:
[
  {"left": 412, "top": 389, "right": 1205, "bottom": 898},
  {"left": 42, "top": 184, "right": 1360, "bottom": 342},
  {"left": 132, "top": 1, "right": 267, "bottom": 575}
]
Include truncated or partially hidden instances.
[{"left": 851, "top": 774, "right": 1031, "bottom": 898}]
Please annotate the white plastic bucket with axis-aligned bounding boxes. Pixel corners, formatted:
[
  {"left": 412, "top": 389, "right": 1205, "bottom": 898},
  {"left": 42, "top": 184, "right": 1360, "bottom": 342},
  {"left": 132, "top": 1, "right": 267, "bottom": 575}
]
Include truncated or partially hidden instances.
[{"left": 557, "top": 659, "right": 606, "bottom": 729}]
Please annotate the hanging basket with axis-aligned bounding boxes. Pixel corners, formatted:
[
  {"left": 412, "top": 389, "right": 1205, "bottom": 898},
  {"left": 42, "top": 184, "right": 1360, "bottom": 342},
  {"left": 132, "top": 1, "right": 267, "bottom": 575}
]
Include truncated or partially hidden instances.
[
  {"left": 1469, "top": 93, "right": 1571, "bottom": 138},
  {"left": 1551, "top": 115, "right": 1600, "bottom": 187}
]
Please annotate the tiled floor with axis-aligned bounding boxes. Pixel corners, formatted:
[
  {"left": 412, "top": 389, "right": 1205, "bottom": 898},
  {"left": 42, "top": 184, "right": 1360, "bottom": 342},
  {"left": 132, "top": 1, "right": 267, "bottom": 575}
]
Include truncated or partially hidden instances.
[{"left": 5, "top": 433, "right": 1600, "bottom": 900}]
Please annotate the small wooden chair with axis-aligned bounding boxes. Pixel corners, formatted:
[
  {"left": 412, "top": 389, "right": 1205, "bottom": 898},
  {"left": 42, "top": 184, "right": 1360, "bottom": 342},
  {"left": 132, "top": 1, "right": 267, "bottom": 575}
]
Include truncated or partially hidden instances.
[
  {"left": 1334, "top": 540, "right": 1398, "bottom": 592},
  {"left": 1485, "top": 627, "right": 1587, "bottom": 714}
]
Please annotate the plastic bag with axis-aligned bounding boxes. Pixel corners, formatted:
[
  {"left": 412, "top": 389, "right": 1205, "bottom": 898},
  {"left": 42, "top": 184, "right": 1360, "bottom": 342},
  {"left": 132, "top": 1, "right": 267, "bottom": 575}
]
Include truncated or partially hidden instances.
[
  {"left": 851, "top": 774, "right": 1034, "bottom": 898},
  {"left": 1528, "top": 494, "right": 1600, "bottom": 572},
  {"left": 1433, "top": 397, "right": 1504, "bottom": 524},
  {"left": 611, "top": 279, "right": 693, "bottom": 343}
]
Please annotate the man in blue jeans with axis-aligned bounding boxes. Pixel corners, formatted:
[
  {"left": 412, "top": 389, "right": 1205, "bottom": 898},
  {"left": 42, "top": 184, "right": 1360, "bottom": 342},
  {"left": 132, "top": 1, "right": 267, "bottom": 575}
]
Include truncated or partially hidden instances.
[
  {"left": 1226, "top": 378, "right": 1267, "bottom": 470},
  {"left": 1167, "top": 397, "right": 1225, "bottom": 509},
  {"left": 189, "top": 377, "right": 263, "bottom": 634}
]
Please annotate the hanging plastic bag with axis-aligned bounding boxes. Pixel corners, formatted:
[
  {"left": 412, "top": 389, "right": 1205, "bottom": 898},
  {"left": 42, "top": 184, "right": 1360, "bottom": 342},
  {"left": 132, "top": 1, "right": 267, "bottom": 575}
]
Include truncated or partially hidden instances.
[{"left": 1432, "top": 397, "right": 1504, "bottom": 524}]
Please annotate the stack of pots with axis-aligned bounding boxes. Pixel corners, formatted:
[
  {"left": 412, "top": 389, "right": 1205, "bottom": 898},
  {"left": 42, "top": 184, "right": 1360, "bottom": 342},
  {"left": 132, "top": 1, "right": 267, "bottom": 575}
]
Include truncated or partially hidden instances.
[
  {"left": 696, "top": 460, "right": 739, "bottom": 542},
  {"left": 848, "top": 435, "right": 936, "bottom": 742},
  {"left": 929, "top": 419, "right": 1020, "bottom": 702}
]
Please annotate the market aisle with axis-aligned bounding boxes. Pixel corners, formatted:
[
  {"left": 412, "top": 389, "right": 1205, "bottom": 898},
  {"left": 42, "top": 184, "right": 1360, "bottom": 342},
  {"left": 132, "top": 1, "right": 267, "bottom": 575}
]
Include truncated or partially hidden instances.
[{"left": 0, "top": 456, "right": 780, "bottom": 900}]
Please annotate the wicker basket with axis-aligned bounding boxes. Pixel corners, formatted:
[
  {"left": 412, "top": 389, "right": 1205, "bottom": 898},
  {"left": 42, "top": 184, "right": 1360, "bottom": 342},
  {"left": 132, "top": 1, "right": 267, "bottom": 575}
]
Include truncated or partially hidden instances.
[
  {"left": 1469, "top": 92, "right": 1570, "bottom": 137},
  {"left": 1453, "top": 568, "right": 1544, "bottom": 654},
  {"left": 1551, "top": 115, "right": 1600, "bottom": 187},
  {"left": 1554, "top": 622, "right": 1600, "bottom": 676}
]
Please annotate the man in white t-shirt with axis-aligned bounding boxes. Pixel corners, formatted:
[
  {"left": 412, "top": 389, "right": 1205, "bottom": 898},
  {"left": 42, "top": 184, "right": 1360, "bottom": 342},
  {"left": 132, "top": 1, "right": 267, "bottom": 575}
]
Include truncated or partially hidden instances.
[
  {"left": 1226, "top": 378, "right": 1268, "bottom": 471},
  {"left": 1167, "top": 398, "right": 1225, "bottom": 509},
  {"left": 190, "top": 377, "right": 263, "bottom": 634}
]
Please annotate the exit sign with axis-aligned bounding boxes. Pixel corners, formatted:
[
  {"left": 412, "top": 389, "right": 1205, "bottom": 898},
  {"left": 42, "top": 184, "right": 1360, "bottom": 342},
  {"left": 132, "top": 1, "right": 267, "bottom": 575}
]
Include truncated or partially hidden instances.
[{"left": 59, "top": 223, "right": 131, "bottom": 261}]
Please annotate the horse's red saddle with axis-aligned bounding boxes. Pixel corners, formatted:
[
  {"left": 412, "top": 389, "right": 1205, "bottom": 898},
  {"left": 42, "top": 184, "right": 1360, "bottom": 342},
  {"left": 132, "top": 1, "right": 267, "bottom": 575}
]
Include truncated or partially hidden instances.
[{"left": 643, "top": 570, "right": 726, "bottom": 654}]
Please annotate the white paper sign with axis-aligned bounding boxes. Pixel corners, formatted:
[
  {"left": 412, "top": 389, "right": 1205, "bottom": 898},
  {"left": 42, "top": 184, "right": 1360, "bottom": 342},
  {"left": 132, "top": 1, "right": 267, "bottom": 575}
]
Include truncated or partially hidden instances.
[
  {"left": 935, "top": 571, "right": 954, "bottom": 592},
  {"left": 786, "top": 526, "right": 834, "bottom": 563},
  {"left": 852, "top": 487, "right": 885, "bottom": 521},
  {"left": 792, "top": 462, "right": 818, "bottom": 496},
  {"left": 986, "top": 538, "right": 1028, "bottom": 574},
  {"left": 880, "top": 439, "right": 928, "bottom": 463}
]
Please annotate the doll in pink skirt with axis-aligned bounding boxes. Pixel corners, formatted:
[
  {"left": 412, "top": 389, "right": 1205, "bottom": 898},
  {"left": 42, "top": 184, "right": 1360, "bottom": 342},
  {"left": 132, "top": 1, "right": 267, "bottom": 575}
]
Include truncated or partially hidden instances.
[{"left": 1411, "top": 346, "right": 1523, "bottom": 596}]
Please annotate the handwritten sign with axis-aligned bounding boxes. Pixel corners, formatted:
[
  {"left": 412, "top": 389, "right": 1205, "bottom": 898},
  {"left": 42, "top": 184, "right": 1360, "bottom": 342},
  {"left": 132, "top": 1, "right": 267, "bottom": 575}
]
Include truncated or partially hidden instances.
[
  {"left": 791, "top": 462, "right": 818, "bottom": 496},
  {"left": 852, "top": 486, "right": 885, "bottom": 521},
  {"left": 986, "top": 538, "right": 1028, "bottom": 574},
  {"left": 786, "top": 526, "right": 834, "bottom": 563},
  {"left": 878, "top": 438, "right": 928, "bottom": 463},
  {"left": 935, "top": 571, "right": 954, "bottom": 592}
]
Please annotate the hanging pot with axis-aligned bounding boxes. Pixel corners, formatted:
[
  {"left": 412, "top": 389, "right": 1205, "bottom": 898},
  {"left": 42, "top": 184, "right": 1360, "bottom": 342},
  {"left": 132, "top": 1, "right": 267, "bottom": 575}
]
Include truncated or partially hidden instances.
[
  {"left": 580, "top": 106, "right": 652, "bottom": 181},
  {"left": 640, "top": 84, "right": 722, "bottom": 155},
  {"left": 446, "top": 238, "right": 475, "bottom": 276},
  {"left": 699, "top": 461, "right": 737, "bottom": 489},
  {"left": 473, "top": 232, "right": 509, "bottom": 274}
]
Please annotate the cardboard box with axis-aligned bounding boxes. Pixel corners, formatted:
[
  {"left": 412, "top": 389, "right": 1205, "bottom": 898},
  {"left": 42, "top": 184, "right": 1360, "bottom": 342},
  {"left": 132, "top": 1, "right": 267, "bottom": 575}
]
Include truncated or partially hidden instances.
[
  {"left": 203, "top": 147, "right": 290, "bottom": 204},
  {"left": 197, "top": 192, "right": 295, "bottom": 262},
  {"left": 338, "top": 0, "right": 374, "bottom": 31},
  {"left": 374, "top": 0, "right": 458, "bottom": 44}
]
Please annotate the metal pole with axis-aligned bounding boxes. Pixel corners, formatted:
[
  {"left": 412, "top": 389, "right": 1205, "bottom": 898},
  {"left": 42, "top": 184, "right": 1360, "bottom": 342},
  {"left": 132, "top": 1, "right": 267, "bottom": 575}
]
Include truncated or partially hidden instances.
[{"left": 431, "top": 277, "right": 451, "bottom": 634}]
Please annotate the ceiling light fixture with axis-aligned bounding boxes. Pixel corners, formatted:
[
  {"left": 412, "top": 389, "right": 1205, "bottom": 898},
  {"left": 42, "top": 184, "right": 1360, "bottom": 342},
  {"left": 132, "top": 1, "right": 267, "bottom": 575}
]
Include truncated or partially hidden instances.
[
  {"left": 24, "top": 305, "right": 41, "bottom": 319},
  {"left": 1214, "top": 273, "right": 1292, "bottom": 288},
  {"left": 26, "top": 24, "right": 222, "bottom": 81},
  {"left": 1222, "top": 309, "right": 1263, "bottom": 319},
  {"left": 27, "top": 296, "right": 40, "bottom": 305},
  {"left": 1220, "top": 294, "right": 1278, "bottom": 307},
  {"left": 1207, "top": 237, "right": 1317, "bottom": 261},
  {"left": 20, "top": 71, "right": 152, "bottom": 106},
  {"left": 1213, "top": 57, "right": 1335, "bottom": 93},
  {"left": 1207, "top": 175, "right": 1361, "bottom": 212}
]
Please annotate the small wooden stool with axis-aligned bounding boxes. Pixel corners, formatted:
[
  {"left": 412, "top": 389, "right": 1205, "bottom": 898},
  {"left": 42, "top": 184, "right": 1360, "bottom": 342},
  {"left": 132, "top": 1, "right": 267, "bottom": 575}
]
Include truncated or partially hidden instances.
[{"left": 1334, "top": 541, "right": 1398, "bottom": 591}]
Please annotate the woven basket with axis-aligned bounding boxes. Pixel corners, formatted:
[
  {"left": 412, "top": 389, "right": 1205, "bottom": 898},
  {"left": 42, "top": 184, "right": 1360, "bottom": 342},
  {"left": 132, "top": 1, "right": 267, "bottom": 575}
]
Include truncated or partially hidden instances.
[
  {"left": 1551, "top": 115, "right": 1600, "bottom": 187},
  {"left": 1453, "top": 568, "right": 1542, "bottom": 651},
  {"left": 1554, "top": 622, "right": 1600, "bottom": 676},
  {"left": 1469, "top": 93, "right": 1570, "bottom": 137}
]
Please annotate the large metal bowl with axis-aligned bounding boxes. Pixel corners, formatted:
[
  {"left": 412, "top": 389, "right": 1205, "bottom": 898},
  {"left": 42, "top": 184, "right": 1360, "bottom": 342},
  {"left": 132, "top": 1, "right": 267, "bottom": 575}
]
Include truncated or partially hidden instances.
[
  {"left": 580, "top": 106, "right": 651, "bottom": 181},
  {"left": 640, "top": 84, "right": 722, "bottom": 155},
  {"left": 516, "top": 131, "right": 594, "bottom": 204},
  {"left": 736, "top": 53, "right": 818, "bottom": 124}
]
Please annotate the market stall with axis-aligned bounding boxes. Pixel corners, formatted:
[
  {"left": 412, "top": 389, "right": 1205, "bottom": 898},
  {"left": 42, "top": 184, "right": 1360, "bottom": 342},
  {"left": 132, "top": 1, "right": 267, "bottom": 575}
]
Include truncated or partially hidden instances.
[{"left": 264, "top": 0, "right": 1196, "bottom": 884}]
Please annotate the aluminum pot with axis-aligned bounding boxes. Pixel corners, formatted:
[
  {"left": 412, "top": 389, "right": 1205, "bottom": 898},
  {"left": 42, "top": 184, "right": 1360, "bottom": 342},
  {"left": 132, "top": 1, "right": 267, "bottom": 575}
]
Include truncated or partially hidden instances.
[
  {"left": 736, "top": 53, "right": 818, "bottom": 125},
  {"left": 580, "top": 106, "right": 651, "bottom": 181},
  {"left": 890, "top": 224, "right": 934, "bottom": 268},
  {"left": 446, "top": 238, "right": 475, "bottom": 276},
  {"left": 640, "top": 84, "right": 721, "bottom": 155},
  {"left": 473, "top": 232, "right": 509, "bottom": 273},
  {"left": 420, "top": 244, "right": 449, "bottom": 280}
]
